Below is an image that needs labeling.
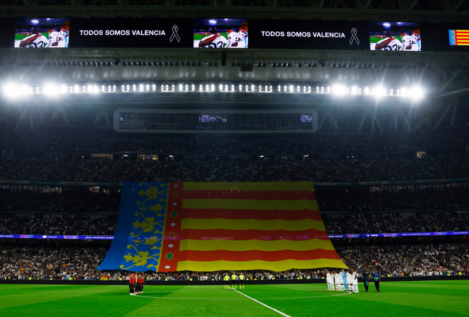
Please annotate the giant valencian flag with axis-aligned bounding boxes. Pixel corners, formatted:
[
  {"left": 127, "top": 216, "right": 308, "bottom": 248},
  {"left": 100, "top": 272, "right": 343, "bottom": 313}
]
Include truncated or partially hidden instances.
[{"left": 98, "top": 182, "right": 348, "bottom": 272}]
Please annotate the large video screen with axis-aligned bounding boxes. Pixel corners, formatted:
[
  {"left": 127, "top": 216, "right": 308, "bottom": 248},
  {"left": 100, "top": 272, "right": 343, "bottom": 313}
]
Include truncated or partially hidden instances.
[
  {"left": 194, "top": 19, "right": 248, "bottom": 48},
  {"left": 369, "top": 22, "right": 421, "bottom": 51},
  {"left": 15, "top": 18, "right": 69, "bottom": 48},
  {"left": 199, "top": 114, "right": 228, "bottom": 122}
]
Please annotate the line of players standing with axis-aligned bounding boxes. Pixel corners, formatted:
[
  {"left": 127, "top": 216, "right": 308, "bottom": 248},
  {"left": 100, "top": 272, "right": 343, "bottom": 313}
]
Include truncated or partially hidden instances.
[
  {"left": 223, "top": 272, "right": 246, "bottom": 289},
  {"left": 129, "top": 273, "right": 145, "bottom": 295},
  {"left": 326, "top": 269, "right": 381, "bottom": 293}
]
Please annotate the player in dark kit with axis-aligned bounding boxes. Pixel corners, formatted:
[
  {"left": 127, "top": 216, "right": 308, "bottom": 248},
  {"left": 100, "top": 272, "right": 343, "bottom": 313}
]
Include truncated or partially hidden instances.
[
  {"left": 373, "top": 270, "right": 381, "bottom": 292},
  {"left": 137, "top": 274, "right": 145, "bottom": 293},
  {"left": 129, "top": 274, "right": 136, "bottom": 295}
]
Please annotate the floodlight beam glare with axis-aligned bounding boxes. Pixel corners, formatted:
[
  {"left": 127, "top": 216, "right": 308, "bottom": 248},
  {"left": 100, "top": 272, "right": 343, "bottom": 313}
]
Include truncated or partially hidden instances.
[{"left": 1, "top": 82, "right": 426, "bottom": 101}]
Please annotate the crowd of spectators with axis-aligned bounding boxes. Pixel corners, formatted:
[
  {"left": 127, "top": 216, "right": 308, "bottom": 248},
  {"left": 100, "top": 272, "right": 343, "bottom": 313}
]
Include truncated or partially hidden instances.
[
  {"left": 1, "top": 243, "right": 466, "bottom": 280},
  {"left": 0, "top": 247, "right": 108, "bottom": 280},
  {"left": 0, "top": 214, "right": 117, "bottom": 235},
  {"left": 1, "top": 129, "right": 468, "bottom": 154},
  {"left": 0, "top": 185, "right": 468, "bottom": 215},
  {"left": 1, "top": 210, "right": 468, "bottom": 237},
  {"left": 324, "top": 211, "right": 469, "bottom": 235},
  {"left": 338, "top": 243, "right": 469, "bottom": 277},
  {"left": 318, "top": 186, "right": 469, "bottom": 212},
  {"left": 1, "top": 155, "right": 469, "bottom": 183},
  {"left": 0, "top": 191, "right": 120, "bottom": 214}
]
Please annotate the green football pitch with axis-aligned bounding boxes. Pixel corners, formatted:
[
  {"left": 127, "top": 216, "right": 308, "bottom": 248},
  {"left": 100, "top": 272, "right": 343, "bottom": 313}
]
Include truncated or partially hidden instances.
[
  {"left": 0, "top": 281, "right": 468, "bottom": 317},
  {"left": 370, "top": 36, "right": 403, "bottom": 43},
  {"left": 194, "top": 33, "right": 229, "bottom": 41},
  {"left": 15, "top": 33, "right": 50, "bottom": 41}
]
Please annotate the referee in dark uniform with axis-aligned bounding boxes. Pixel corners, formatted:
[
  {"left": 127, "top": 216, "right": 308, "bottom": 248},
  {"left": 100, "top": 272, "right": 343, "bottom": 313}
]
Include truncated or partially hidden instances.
[{"left": 373, "top": 270, "right": 381, "bottom": 292}]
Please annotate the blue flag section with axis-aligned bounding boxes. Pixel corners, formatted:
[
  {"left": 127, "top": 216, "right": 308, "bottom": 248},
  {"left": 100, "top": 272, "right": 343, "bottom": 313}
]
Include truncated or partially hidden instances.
[{"left": 97, "top": 182, "right": 169, "bottom": 272}]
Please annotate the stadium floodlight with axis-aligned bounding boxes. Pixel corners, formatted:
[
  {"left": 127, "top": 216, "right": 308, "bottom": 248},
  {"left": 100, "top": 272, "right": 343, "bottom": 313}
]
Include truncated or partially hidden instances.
[
  {"left": 87, "top": 85, "right": 99, "bottom": 94},
  {"left": 411, "top": 87, "right": 424, "bottom": 101},
  {"left": 3, "top": 83, "right": 20, "bottom": 99},
  {"left": 43, "top": 83, "right": 58, "bottom": 96},
  {"left": 373, "top": 86, "right": 386, "bottom": 98},
  {"left": 22, "top": 85, "right": 32, "bottom": 96},
  {"left": 400, "top": 88, "right": 408, "bottom": 97},
  {"left": 209, "top": 19, "right": 217, "bottom": 25},
  {"left": 332, "top": 84, "right": 347, "bottom": 96}
]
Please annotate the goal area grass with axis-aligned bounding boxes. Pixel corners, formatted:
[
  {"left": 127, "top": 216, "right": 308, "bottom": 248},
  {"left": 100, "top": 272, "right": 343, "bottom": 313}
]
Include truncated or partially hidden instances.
[{"left": 0, "top": 281, "right": 467, "bottom": 317}]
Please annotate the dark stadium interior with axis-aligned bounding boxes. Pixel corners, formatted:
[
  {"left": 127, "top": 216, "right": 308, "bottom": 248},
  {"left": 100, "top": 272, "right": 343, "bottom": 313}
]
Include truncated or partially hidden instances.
[{"left": 1, "top": 5, "right": 469, "bottom": 316}]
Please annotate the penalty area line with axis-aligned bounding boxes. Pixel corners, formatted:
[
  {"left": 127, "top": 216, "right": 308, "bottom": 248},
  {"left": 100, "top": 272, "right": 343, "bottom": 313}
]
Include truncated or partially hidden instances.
[{"left": 231, "top": 288, "right": 291, "bottom": 317}]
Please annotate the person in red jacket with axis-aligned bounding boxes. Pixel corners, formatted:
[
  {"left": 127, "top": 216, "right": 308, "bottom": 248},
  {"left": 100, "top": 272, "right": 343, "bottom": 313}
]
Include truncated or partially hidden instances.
[
  {"left": 129, "top": 274, "right": 136, "bottom": 295},
  {"left": 137, "top": 274, "right": 145, "bottom": 293}
]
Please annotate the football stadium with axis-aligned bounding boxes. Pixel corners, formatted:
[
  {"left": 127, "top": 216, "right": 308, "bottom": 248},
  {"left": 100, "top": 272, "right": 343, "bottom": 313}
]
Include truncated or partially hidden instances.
[{"left": 1, "top": 2, "right": 469, "bottom": 317}]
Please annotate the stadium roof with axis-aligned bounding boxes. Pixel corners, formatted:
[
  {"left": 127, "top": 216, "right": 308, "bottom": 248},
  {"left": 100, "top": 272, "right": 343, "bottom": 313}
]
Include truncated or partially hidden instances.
[{"left": 1, "top": 0, "right": 469, "bottom": 22}]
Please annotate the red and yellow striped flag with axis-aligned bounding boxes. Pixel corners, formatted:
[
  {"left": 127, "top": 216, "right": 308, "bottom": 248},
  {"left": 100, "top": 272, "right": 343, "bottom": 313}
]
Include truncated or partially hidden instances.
[
  {"left": 157, "top": 182, "right": 348, "bottom": 272},
  {"left": 449, "top": 30, "right": 469, "bottom": 46}
]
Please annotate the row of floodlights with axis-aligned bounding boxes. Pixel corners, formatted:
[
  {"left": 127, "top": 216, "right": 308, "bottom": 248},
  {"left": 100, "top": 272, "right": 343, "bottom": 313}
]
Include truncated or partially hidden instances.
[{"left": 1, "top": 83, "right": 425, "bottom": 100}]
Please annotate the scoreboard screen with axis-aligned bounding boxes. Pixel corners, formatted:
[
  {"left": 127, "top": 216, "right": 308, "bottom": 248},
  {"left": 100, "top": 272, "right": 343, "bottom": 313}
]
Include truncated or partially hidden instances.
[{"left": 449, "top": 30, "right": 469, "bottom": 46}]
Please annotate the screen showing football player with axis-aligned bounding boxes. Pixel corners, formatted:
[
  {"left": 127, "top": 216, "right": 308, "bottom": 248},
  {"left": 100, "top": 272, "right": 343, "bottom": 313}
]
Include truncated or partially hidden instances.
[
  {"left": 375, "top": 30, "right": 402, "bottom": 51},
  {"left": 19, "top": 27, "right": 48, "bottom": 48},
  {"left": 59, "top": 26, "right": 69, "bottom": 47},
  {"left": 46, "top": 27, "right": 66, "bottom": 48},
  {"left": 401, "top": 31, "right": 418, "bottom": 51},
  {"left": 226, "top": 28, "right": 246, "bottom": 48},
  {"left": 412, "top": 31, "right": 421, "bottom": 51},
  {"left": 198, "top": 27, "right": 228, "bottom": 48}
]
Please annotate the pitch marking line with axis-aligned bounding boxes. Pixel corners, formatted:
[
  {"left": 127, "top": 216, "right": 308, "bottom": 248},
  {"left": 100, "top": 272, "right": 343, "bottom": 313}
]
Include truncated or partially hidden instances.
[{"left": 231, "top": 288, "right": 291, "bottom": 317}]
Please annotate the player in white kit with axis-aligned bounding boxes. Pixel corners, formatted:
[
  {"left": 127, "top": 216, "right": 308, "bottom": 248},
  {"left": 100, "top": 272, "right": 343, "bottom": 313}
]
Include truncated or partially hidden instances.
[
  {"left": 46, "top": 28, "right": 66, "bottom": 48},
  {"left": 401, "top": 31, "right": 418, "bottom": 51},
  {"left": 413, "top": 31, "right": 421, "bottom": 51},
  {"left": 60, "top": 27, "right": 69, "bottom": 47},
  {"left": 326, "top": 271, "right": 333, "bottom": 290},
  {"left": 351, "top": 269, "right": 359, "bottom": 293},
  {"left": 335, "top": 271, "right": 343, "bottom": 291},
  {"left": 226, "top": 28, "right": 245, "bottom": 48}
]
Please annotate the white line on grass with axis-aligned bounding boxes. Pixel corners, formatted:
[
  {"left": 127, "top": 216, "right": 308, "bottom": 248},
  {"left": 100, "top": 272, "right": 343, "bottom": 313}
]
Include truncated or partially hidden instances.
[{"left": 231, "top": 288, "right": 291, "bottom": 317}]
